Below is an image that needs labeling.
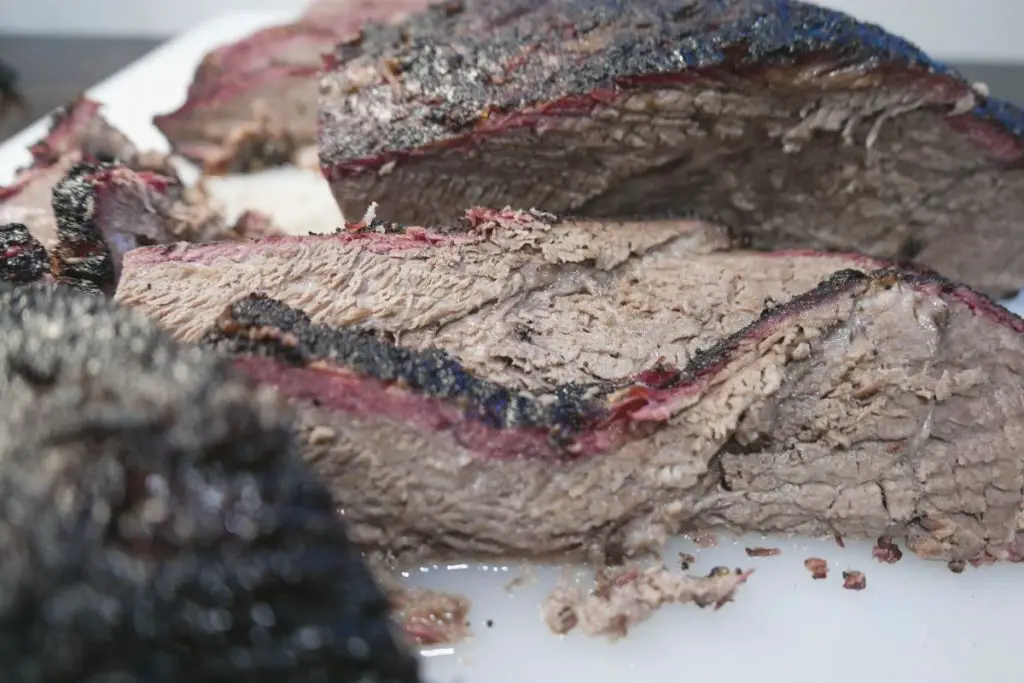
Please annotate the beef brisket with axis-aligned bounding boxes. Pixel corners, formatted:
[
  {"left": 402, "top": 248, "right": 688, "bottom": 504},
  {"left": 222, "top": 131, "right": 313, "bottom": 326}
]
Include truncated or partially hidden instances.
[
  {"left": 0, "top": 283, "right": 420, "bottom": 683},
  {"left": 115, "top": 209, "right": 1024, "bottom": 565},
  {"left": 153, "top": 0, "right": 433, "bottom": 174},
  {"left": 318, "top": 0, "right": 1024, "bottom": 297},
  {"left": 1, "top": 97, "right": 150, "bottom": 248},
  {"left": 0, "top": 98, "right": 248, "bottom": 253}
]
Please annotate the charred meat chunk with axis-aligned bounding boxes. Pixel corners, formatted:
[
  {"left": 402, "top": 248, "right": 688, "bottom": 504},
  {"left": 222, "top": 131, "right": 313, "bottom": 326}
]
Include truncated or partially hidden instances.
[{"left": 0, "top": 284, "right": 420, "bottom": 683}]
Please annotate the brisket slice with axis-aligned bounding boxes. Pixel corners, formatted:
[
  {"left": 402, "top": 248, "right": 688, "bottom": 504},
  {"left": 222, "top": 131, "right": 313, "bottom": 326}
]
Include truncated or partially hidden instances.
[
  {"left": 152, "top": 0, "right": 433, "bottom": 174},
  {"left": 0, "top": 284, "right": 420, "bottom": 683},
  {"left": 116, "top": 209, "right": 1024, "bottom": 564},
  {"left": 318, "top": 0, "right": 1024, "bottom": 297}
]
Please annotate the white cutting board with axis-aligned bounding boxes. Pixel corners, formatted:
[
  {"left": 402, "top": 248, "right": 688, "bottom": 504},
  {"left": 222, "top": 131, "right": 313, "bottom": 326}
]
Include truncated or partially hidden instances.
[{"left": 2, "top": 12, "right": 1024, "bottom": 683}]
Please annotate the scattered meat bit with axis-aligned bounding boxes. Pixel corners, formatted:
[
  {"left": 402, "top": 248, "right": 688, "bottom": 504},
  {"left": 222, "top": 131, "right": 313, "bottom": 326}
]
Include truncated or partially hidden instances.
[
  {"left": 390, "top": 587, "right": 471, "bottom": 646},
  {"left": 948, "top": 560, "right": 967, "bottom": 574},
  {"left": 486, "top": 619, "right": 494, "bottom": 628},
  {"left": 872, "top": 536, "right": 904, "bottom": 564},
  {"left": 542, "top": 565, "right": 752, "bottom": 640},
  {"left": 678, "top": 552, "right": 696, "bottom": 570},
  {"left": 804, "top": 558, "right": 829, "bottom": 580},
  {"left": 970, "top": 553, "right": 998, "bottom": 568},
  {"left": 842, "top": 570, "right": 867, "bottom": 590},
  {"left": 745, "top": 546, "right": 781, "bottom": 558},
  {"left": 834, "top": 535, "right": 846, "bottom": 548},
  {"left": 692, "top": 531, "right": 718, "bottom": 548}
]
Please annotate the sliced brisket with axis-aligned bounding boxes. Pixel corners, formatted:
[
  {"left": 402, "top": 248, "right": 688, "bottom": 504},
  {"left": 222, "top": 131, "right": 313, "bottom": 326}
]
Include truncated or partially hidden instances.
[
  {"left": 0, "top": 284, "right": 420, "bottom": 683},
  {"left": 116, "top": 209, "right": 1024, "bottom": 565},
  {"left": 153, "top": 0, "right": 433, "bottom": 174},
  {"left": 318, "top": 0, "right": 1024, "bottom": 296}
]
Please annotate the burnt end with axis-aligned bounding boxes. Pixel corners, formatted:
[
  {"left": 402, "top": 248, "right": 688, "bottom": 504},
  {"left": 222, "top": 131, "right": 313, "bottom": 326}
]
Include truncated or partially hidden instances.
[
  {"left": 0, "top": 224, "right": 51, "bottom": 284},
  {"left": 49, "top": 162, "right": 117, "bottom": 296},
  {"left": 321, "top": 0, "right": 1024, "bottom": 163},
  {"left": 0, "top": 285, "right": 420, "bottom": 683},
  {"left": 201, "top": 292, "right": 604, "bottom": 442}
]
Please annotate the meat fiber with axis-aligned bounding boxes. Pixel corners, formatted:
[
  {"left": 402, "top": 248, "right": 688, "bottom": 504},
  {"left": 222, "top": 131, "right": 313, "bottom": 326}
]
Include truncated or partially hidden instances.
[
  {"left": 153, "top": 0, "right": 433, "bottom": 174},
  {"left": 318, "top": 0, "right": 1024, "bottom": 297},
  {"left": 115, "top": 209, "right": 1024, "bottom": 565},
  {"left": 0, "top": 284, "right": 420, "bottom": 683}
]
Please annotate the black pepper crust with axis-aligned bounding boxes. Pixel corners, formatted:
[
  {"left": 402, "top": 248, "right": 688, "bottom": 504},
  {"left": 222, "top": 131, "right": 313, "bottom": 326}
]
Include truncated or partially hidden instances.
[
  {"left": 201, "top": 270, "right": 879, "bottom": 451},
  {"left": 49, "top": 162, "right": 118, "bottom": 296},
  {"left": 0, "top": 223, "right": 51, "bottom": 284},
  {"left": 0, "top": 284, "right": 420, "bottom": 683},
  {"left": 201, "top": 293, "right": 604, "bottom": 444},
  {"left": 319, "top": 0, "right": 1024, "bottom": 166}
]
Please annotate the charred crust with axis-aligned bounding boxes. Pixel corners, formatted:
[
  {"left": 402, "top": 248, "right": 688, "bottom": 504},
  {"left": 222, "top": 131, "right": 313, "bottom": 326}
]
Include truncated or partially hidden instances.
[
  {"left": 0, "top": 284, "right": 420, "bottom": 681},
  {"left": 322, "top": 0, "right": 1024, "bottom": 164},
  {"left": 0, "top": 223, "right": 52, "bottom": 284},
  {"left": 200, "top": 268, "right": 878, "bottom": 443},
  {"left": 200, "top": 264, "right": 1021, "bottom": 451},
  {"left": 201, "top": 293, "right": 605, "bottom": 443},
  {"left": 50, "top": 162, "right": 117, "bottom": 296}
]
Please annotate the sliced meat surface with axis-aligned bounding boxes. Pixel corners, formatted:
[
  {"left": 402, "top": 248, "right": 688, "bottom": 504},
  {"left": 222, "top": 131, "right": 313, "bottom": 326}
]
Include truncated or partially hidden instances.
[
  {"left": 318, "top": 0, "right": 1024, "bottom": 297},
  {"left": 116, "top": 209, "right": 1024, "bottom": 565},
  {"left": 153, "top": 0, "right": 434, "bottom": 173},
  {"left": 0, "top": 283, "right": 421, "bottom": 683}
]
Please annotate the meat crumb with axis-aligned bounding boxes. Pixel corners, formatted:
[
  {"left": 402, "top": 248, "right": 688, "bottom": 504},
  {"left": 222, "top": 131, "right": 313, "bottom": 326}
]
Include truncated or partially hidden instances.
[
  {"left": 872, "top": 536, "right": 903, "bottom": 564},
  {"left": 390, "top": 587, "right": 471, "bottom": 646},
  {"left": 834, "top": 535, "right": 846, "bottom": 548},
  {"left": 804, "top": 557, "right": 829, "bottom": 580},
  {"left": 678, "top": 552, "right": 696, "bottom": 570},
  {"left": 541, "top": 565, "right": 753, "bottom": 640},
  {"left": 308, "top": 425, "right": 337, "bottom": 445},
  {"left": 745, "top": 547, "right": 781, "bottom": 558},
  {"left": 947, "top": 560, "right": 967, "bottom": 574},
  {"left": 842, "top": 570, "right": 867, "bottom": 590},
  {"left": 692, "top": 531, "right": 718, "bottom": 548}
]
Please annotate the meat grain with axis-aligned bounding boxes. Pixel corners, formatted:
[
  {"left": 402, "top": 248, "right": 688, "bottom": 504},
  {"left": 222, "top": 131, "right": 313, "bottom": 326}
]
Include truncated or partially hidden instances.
[
  {"left": 114, "top": 209, "right": 1024, "bottom": 565},
  {"left": 0, "top": 284, "right": 420, "bottom": 683},
  {"left": 319, "top": 0, "right": 1024, "bottom": 296}
]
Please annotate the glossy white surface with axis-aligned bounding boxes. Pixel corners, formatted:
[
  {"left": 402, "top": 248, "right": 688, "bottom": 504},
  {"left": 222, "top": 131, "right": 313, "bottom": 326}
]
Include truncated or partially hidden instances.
[{"left": 0, "top": 13, "right": 1022, "bottom": 683}]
